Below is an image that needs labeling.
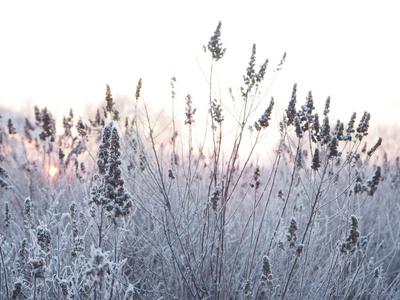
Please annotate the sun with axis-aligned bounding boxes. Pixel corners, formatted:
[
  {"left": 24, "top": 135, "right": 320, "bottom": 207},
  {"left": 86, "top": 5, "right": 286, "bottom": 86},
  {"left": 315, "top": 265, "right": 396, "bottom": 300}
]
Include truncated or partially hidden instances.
[{"left": 49, "top": 166, "right": 59, "bottom": 177}]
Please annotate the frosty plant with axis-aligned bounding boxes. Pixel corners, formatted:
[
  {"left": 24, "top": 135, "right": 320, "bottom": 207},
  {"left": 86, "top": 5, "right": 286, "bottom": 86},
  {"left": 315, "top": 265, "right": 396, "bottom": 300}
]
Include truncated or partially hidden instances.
[
  {"left": 88, "top": 120, "right": 132, "bottom": 298},
  {"left": 0, "top": 21, "right": 396, "bottom": 300},
  {"left": 89, "top": 121, "right": 132, "bottom": 247}
]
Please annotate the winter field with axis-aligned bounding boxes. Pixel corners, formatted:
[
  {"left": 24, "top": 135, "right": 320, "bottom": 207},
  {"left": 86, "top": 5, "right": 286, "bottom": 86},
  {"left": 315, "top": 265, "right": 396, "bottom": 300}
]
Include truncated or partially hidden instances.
[{"left": 1, "top": 23, "right": 400, "bottom": 300}]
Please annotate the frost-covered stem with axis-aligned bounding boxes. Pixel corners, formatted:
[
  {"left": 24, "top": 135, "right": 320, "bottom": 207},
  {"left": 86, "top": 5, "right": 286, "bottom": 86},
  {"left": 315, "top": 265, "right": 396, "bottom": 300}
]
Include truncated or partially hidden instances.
[
  {"left": 216, "top": 180, "right": 226, "bottom": 300},
  {"left": 300, "top": 161, "right": 328, "bottom": 245},
  {"left": 162, "top": 212, "right": 196, "bottom": 298},
  {"left": 298, "top": 220, "right": 315, "bottom": 299},
  {"left": 208, "top": 62, "right": 220, "bottom": 191},
  {"left": 144, "top": 105, "right": 171, "bottom": 210},
  {"left": 281, "top": 161, "right": 329, "bottom": 299},
  {"left": 226, "top": 152, "right": 280, "bottom": 290},
  {"left": 98, "top": 206, "right": 104, "bottom": 248},
  {"left": 108, "top": 225, "right": 118, "bottom": 300},
  {"left": 0, "top": 243, "right": 9, "bottom": 300},
  {"left": 225, "top": 130, "right": 261, "bottom": 206},
  {"left": 321, "top": 254, "right": 339, "bottom": 299},
  {"left": 342, "top": 255, "right": 366, "bottom": 299},
  {"left": 222, "top": 85, "right": 259, "bottom": 206},
  {"left": 247, "top": 152, "right": 281, "bottom": 279},
  {"left": 33, "top": 276, "right": 37, "bottom": 300},
  {"left": 267, "top": 139, "right": 299, "bottom": 255}
]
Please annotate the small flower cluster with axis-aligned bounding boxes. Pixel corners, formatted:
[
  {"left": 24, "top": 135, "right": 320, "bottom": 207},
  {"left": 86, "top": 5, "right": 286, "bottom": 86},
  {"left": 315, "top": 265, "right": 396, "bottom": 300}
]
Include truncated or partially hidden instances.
[
  {"left": 35, "top": 106, "right": 56, "bottom": 142},
  {"left": 105, "top": 84, "right": 114, "bottom": 114},
  {"left": 321, "top": 116, "right": 331, "bottom": 145},
  {"left": 62, "top": 109, "right": 74, "bottom": 137},
  {"left": 311, "top": 147, "right": 321, "bottom": 171},
  {"left": 343, "top": 112, "right": 357, "bottom": 141},
  {"left": 367, "top": 137, "right": 382, "bottom": 156},
  {"left": 367, "top": 166, "right": 382, "bottom": 196},
  {"left": 285, "top": 84, "right": 297, "bottom": 126},
  {"left": 250, "top": 166, "right": 261, "bottom": 189},
  {"left": 298, "top": 91, "right": 315, "bottom": 132},
  {"left": 184, "top": 94, "right": 196, "bottom": 125},
  {"left": 207, "top": 21, "right": 226, "bottom": 62},
  {"left": 259, "top": 255, "right": 274, "bottom": 289},
  {"left": 8, "top": 118, "right": 17, "bottom": 135},
  {"left": 90, "top": 122, "right": 132, "bottom": 222},
  {"left": 76, "top": 119, "right": 90, "bottom": 138},
  {"left": 287, "top": 217, "right": 298, "bottom": 248},
  {"left": 5, "top": 202, "right": 10, "bottom": 227},
  {"left": 241, "top": 44, "right": 269, "bottom": 99},
  {"left": 340, "top": 215, "right": 360, "bottom": 254},
  {"left": 210, "top": 187, "right": 221, "bottom": 211},
  {"left": 355, "top": 112, "right": 371, "bottom": 140},
  {"left": 37, "top": 224, "right": 52, "bottom": 254},
  {"left": 254, "top": 98, "right": 274, "bottom": 131},
  {"left": 294, "top": 116, "right": 302, "bottom": 138},
  {"left": 353, "top": 167, "right": 382, "bottom": 196},
  {"left": 168, "top": 168, "right": 175, "bottom": 180},
  {"left": 135, "top": 78, "right": 142, "bottom": 101},
  {"left": 210, "top": 99, "right": 224, "bottom": 125},
  {"left": 23, "top": 197, "right": 33, "bottom": 228}
]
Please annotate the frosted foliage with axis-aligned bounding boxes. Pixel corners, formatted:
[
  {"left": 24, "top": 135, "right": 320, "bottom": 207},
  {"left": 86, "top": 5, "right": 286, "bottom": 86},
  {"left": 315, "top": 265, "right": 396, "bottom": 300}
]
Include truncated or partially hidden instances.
[{"left": 0, "top": 23, "right": 397, "bottom": 300}]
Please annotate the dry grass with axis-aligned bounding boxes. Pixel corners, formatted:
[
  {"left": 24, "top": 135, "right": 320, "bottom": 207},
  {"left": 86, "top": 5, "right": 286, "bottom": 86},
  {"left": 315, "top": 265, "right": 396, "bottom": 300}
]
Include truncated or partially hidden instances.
[{"left": 0, "top": 22, "right": 399, "bottom": 300}]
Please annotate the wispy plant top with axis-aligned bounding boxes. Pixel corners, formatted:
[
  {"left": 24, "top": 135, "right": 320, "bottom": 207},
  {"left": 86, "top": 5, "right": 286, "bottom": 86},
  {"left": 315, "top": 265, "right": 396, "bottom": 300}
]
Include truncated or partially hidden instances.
[{"left": 207, "top": 21, "right": 226, "bottom": 62}]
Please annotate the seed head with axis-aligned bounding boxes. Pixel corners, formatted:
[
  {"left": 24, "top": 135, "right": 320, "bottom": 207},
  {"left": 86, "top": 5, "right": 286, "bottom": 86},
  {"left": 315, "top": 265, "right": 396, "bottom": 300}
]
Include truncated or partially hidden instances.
[
  {"left": 37, "top": 224, "right": 52, "bottom": 253},
  {"left": 5, "top": 202, "right": 10, "bottom": 227},
  {"left": 8, "top": 119, "right": 17, "bottom": 135},
  {"left": 286, "top": 84, "right": 297, "bottom": 126},
  {"left": 367, "top": 137, "right": 382, "bottom": 156},
  {"left": 329, "top": 135, "right": 339, "bottom": 158},
  {"left": 294, "top": 116, "right": 303, "bottom": 138},
  {"left": 207, "top": 21, "right": 226, "bottom": 61},
  {"left": 287, "top": 217, "right": 298, "bottom": 248},
  {"left": 135, "top": 78, "right": 142, "bottom": 101},
  {"left": 367, "top": 166, "right": 381, "bottom": 196},
  {"left": 105, "top": 85, "right": 114, "bottom": 114},
  {"left": 340, "top": 215, "right": 360, "bottom": 254},
  {"left": 311, "top": 147, "right": 321, "bottom": 171},
  {"left": 255, "top": 97, "right": 274, "bottom": 131},
  {"left": 184, "top": 94, "right": 196, "bottom": 125},
  {"left": 356, "top": 111, "right": 371, "bottom": 140},
  {"left": 321, "top": 115, "right": 331, "bottom": 145},
  {"left": 323, "top": 97, "right": 331, "bottom": 116},
  {"left": 210, "top": 187, "right": 221, "bottom": 211}
]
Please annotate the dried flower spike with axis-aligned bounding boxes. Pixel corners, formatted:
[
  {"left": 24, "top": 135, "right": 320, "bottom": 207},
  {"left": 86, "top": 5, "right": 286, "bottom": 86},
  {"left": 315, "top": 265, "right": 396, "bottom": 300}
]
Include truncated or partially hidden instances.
[
  {"left": 367, "top": 137, "right": 382, "bottom": 156},
  {"left": 207, "top": 21, "right": 226, "bottom": 61},
  {"left": 286, "top": 83, "right": 297, "bottom": 126},
  {"left": 184, "top": 94, "right": 196, "bottom": 125},
  {"left": 311, "top": 147, "right": 321, "bottom": 171},
  {"left": 135, "top": 78, "right": 142, "bottom": 101},
  {"left": 255, "top": 97, "right": 274, "bottom": 131},
  {"left": 105, "top": 84, "right": 114, "bottom": 113}
]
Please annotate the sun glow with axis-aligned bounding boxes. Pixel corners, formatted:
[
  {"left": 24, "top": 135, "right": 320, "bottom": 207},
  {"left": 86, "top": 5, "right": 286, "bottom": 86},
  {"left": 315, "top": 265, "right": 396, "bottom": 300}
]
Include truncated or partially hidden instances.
[{"left": 49, "top": 166, "right": 59, "bottom": 177}]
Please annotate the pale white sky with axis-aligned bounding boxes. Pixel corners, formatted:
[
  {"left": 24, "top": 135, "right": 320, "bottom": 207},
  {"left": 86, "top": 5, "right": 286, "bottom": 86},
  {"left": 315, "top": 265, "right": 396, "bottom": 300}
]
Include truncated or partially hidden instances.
[{"left": 0, "top": 1, "right": 399, "bottom": 142}]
